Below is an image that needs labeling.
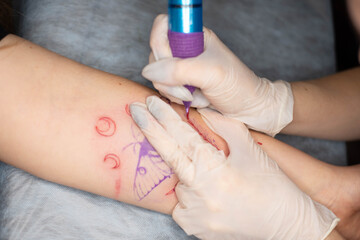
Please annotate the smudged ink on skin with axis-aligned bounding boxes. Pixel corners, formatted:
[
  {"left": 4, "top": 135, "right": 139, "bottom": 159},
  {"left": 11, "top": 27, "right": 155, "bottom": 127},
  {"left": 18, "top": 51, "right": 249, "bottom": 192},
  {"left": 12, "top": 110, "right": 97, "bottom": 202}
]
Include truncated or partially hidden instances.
[
  {"left": 95, "top": 117, "right": 116, "bottom": 137},
  {"left": 104, "top": 153, "right": 121, "bottom": 169},
  {"left": 123, "top": 125, "right": 173, "bottom": 201}
]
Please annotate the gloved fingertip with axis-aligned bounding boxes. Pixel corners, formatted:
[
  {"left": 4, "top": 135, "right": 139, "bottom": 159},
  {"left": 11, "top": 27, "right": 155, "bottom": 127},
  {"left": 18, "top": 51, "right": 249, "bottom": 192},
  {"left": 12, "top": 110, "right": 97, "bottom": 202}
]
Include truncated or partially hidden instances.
[
  {"left": 130, "top": 103, "right": 149, "bottom": 129},
  {"left": 146, "top": 95, "right": 160, "bottom": 106},
  {"left": 141, "top": 64, "right": 153, "bottom": 78},
  {"left": 146, "top": 95, "right": 182, "bottom": 122},
  {"left": 159, "top": 91, "right": 184, "bottom": 105},
  {"left": 141, "top": 60, "right": 169, "bottom": 82},
  {"left": 170, "top": 86, "right": 194, "bottom": 101},
  {"left": 154, "top": 14, "right": 168, "bottom": 25},
  {"left": 191, "top": 90, "right": 210, "bottom": 108},
  {"left": 146, "top": 95, "right": 167, "bottom": 121}
]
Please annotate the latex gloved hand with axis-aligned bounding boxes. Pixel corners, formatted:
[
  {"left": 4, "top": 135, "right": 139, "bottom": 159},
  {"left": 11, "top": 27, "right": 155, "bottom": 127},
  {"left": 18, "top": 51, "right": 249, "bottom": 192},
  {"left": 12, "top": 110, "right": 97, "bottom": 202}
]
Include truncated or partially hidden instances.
[
  {"left": 130, "top": 96, "right": 338, "bottom": 240},
  {"left": 142, "top": 14, "right": 294, "bottom": 136}
]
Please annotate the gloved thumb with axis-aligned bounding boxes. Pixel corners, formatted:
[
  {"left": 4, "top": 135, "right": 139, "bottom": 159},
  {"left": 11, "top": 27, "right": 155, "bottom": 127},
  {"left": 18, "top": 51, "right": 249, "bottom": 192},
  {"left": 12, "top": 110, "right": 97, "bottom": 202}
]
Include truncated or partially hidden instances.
[{"left": 198, "top": 108, "right": 254, "bottom": 160}]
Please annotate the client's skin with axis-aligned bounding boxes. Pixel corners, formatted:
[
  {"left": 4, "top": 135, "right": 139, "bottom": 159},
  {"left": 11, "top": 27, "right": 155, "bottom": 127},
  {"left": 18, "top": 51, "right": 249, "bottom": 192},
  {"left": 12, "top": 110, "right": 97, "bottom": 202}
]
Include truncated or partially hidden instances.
[
  {"left": 0, "top": 34, "right": 226, "bottom": 213},
  {"left": 0, "top": 34, "right": 357, "bottom": 239}
]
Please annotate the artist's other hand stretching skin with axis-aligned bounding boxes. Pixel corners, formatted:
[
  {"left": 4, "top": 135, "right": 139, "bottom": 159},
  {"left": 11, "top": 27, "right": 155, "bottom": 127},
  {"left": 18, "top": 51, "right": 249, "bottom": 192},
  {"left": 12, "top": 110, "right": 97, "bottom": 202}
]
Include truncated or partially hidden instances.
[
  {"left": 143, "top": 14, "right": 360, "bottom": 140},
  {"left": 251, "top": 131, "right": 360, "bottom": 240},
  {"left": 130, "top": 96, "right": 339, "bottom": 240}
]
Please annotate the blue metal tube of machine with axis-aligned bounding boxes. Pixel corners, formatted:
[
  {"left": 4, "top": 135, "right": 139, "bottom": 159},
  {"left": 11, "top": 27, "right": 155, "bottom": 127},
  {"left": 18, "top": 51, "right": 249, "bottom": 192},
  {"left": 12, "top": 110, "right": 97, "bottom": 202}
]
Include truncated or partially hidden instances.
[
  {"left": 169, "top": 0, "right": 203, "bottom": 33},
  {"left": 168, "top": 0, "right": 204, "bottom": 116}
]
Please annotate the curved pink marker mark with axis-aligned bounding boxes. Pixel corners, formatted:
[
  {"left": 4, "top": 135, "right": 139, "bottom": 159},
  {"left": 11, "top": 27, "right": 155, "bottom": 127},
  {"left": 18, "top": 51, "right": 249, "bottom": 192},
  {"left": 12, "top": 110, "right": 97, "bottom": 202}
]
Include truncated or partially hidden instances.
[
  {"left": 96, "top": 117, "right": 116, "bottom": 137},
  {"left": 104, "top": 153, "right": 121, "bottom": 169},
  {"left": 125, "top": 104, "right": 131, "bottom": 117}
]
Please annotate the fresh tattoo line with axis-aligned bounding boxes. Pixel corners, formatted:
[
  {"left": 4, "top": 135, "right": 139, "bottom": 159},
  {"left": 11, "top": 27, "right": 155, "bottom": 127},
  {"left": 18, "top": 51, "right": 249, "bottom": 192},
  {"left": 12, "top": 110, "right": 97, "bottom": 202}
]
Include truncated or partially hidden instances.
[
  {"left": 122, "top": 124, "right": 173, "bottom": 201},
  {"left": 165, "top": 181, "right": 179, "bottom": 196},
  {"left": 186, "top": 114, "right": 220, "bottom": 151}
]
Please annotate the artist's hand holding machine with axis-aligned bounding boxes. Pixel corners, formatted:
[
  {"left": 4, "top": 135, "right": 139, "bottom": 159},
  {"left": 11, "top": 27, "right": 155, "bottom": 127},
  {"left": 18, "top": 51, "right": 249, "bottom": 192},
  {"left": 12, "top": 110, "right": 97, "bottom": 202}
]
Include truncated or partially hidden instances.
[
  {"left": 130, "top": 1, "right": 341, "bottom": 239},
  {"left": 143, "top": 15, "right": 294, "bottom": 137}
]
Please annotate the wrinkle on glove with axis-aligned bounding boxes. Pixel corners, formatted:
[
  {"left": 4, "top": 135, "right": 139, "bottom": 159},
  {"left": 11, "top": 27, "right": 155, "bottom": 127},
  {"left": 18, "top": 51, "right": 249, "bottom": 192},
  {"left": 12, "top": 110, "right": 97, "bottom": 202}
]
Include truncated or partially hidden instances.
[{"left": 130, "top": 96, "right": 338, "bottom": 240}]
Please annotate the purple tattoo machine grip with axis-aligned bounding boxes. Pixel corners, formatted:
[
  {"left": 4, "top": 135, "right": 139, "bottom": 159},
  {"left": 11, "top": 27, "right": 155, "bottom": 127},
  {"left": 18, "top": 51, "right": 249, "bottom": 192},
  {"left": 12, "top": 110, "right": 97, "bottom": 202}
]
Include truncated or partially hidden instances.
[{"left": 168, "top": 0, "right": 204, "bottom": 116}]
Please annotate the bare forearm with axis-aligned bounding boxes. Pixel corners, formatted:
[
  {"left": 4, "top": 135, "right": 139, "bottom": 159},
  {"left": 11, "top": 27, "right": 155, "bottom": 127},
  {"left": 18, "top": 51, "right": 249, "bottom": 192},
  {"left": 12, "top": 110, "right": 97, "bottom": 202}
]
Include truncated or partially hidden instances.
[
  {"left": 326, "top": 230, "right": 344, "bottom": 240},
  {"left": 250, "top": 130, "right": 334, "bottom": 198},
  {"left": 282, "top": 67, "right": 360, "bottom": 140},
  {"left": 0, "top": 35, "right": 227, "bottom": 214}
]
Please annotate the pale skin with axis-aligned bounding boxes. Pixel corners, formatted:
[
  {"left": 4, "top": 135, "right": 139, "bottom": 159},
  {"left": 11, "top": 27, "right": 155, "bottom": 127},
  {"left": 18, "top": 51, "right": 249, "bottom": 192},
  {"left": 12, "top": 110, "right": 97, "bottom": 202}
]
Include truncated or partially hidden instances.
[
  {"left": 0, "top": 34, "right": 353, "bottom": 239},
  {"left": 282, "top": 68, "right": 360, "bottom": 140}
]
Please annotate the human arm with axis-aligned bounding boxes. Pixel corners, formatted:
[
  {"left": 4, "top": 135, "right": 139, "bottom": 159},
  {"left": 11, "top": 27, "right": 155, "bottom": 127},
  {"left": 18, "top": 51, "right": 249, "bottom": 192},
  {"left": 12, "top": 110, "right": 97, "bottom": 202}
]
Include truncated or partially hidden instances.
[
  {"left": 0, "top": 35, "right": 355, "bottom": 239},
  {"left": 0, "top": 34, "right": 228, "bottom": 214},
  {"left": 281, "top": 69, "right": 360, "bottom": 140}
]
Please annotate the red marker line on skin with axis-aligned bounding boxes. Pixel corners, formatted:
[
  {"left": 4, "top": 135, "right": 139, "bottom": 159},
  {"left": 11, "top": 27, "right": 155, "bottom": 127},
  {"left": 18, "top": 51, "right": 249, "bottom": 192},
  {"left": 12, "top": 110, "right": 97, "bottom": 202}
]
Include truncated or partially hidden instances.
[
  {"left": 187, "top": 117, "right": 220, "bottom": 151},
  {"left": 165, "top": 188, "right": 175, "bottom": 196},
  {"left": 115, "top": 179, "right": 121, "bottom": 198},
  {"left": 257, "top": 142, "right": 263, "bottom": 146},
  {"left": 95, "top": 117, "right": 116, "bottom": 137},
  {"left": 125, "top": 104, "right": 131, "bottom": 116},
  {"left": 104, "top": 154, "right": 121, "bottom": 169}
]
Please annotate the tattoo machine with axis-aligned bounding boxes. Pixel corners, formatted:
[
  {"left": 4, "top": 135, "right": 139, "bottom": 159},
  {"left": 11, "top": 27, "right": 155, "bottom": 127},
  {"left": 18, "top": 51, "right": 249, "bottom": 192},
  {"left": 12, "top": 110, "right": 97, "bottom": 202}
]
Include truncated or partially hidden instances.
[{"left": 168, "top": 0, "right": 204, "bottom": 117}]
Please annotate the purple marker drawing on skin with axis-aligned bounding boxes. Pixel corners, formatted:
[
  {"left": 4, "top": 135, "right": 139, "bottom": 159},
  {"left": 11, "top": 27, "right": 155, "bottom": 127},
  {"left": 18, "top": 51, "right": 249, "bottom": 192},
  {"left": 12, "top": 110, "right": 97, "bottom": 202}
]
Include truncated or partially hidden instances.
[{"left": 123, "top": 125, "right": 173, "bottom": 201}]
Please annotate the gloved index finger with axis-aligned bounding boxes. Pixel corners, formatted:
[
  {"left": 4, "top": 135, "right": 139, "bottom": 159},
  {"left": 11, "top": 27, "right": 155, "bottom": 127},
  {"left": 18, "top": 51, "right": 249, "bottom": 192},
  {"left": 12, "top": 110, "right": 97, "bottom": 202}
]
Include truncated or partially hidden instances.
[{"left": 130, "top": 102, "right": 195, "bottom": 186}]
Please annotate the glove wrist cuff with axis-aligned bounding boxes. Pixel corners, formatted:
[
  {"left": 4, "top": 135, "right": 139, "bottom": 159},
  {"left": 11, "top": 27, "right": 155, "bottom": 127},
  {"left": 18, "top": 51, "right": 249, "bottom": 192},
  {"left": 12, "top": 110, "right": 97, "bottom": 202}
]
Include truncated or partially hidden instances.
[
  {"left": 270, "top": 79, "right": 294, "bottom": 136},
  {"left": 229, "top": 78, "right": 294, "bottom": 136}
]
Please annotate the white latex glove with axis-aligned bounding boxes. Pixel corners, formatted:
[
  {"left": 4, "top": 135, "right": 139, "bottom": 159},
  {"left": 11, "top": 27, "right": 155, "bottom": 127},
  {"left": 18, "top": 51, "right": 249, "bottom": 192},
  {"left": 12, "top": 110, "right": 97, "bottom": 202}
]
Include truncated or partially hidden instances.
[
  {"left": 142, "top": 14, "right": 294, "bottom": 136},
  {"left": 130, "top": 96, "right": 338, "bottom": 240}
]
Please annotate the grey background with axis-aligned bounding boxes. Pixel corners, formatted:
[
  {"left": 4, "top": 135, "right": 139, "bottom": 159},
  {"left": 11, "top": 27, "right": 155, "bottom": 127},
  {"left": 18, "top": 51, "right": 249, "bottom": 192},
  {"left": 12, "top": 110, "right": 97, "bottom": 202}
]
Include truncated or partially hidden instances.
[{"left": 0, "top": 0, "right": 345, "bottom": 239}]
